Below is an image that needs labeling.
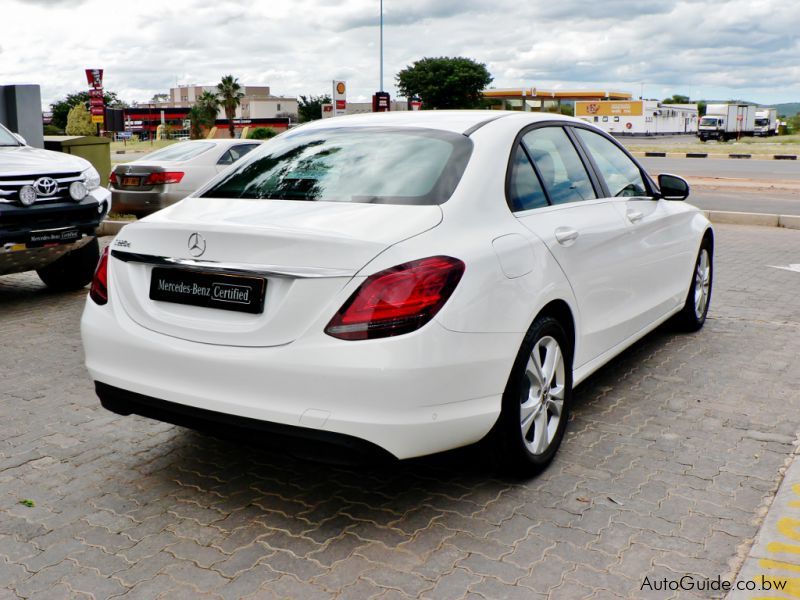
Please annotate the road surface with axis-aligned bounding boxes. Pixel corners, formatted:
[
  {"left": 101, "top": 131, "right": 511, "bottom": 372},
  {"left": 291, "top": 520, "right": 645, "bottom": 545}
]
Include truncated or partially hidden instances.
[{"left": 640, "top": 157, "right": 800, "bottom": 181}]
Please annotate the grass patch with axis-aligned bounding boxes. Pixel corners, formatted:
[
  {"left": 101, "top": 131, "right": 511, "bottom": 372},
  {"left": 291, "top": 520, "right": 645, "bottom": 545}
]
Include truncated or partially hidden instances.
[
  {"left": 110, "top": 139, "right": 178, "bottom": 153},
  {"left": 621, "top": 138, "right": 800, "bottom": 156},
  {"left": 19, "top": 499, "right": 35, "bottom": 508},
  {"left": 107, "top": 212, "right": 138, "bottom": 221}
]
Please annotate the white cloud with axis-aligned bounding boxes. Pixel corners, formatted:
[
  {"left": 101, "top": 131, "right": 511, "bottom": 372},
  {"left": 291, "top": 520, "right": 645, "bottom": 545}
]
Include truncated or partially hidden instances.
[{"left": 1, "top": 0, "right": 799, "bottom": 108}]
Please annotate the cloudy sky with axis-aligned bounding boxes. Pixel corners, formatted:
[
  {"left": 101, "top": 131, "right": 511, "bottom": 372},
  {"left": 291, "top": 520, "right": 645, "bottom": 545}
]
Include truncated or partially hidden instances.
[{"left": 2, "top": 0, "right": 799, "bottom": 109}]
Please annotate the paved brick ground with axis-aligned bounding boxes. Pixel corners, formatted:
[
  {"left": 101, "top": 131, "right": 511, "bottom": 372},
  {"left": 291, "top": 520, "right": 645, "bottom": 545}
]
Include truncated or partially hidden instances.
[{"left": 1, "top": 224, "right": 799, "bottom": 599}]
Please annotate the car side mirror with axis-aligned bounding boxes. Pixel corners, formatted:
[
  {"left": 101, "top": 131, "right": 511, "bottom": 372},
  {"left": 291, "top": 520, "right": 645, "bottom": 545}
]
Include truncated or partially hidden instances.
[
  {"left": 13, "top": 133, "right": 26, "bottom": 146},
  {"left": 657, "top": 173, "right": 689, "bottom": 201}
]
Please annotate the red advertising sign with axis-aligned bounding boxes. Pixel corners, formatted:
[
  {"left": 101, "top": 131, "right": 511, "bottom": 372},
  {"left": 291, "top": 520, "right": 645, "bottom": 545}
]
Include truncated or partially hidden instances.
[
  {"left": 88, "top": 89, "right": 103, "bottom": 99},
  {"left": 85, "top": 68, "right": 103, "bottom": 88},
  {"left": 335, "top": 99, "right": 346, "bottom": 110},
  {"left": 90, "top": 106, "right": 105, "bottom": 116},
  {"left": 89, "top": 97, "right": 104, "bottom": 107}
]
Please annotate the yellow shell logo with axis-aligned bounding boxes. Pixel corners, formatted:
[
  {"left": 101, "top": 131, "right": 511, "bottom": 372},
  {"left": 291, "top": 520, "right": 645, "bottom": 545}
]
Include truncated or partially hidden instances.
[{"left": 336, "top": 82, "right": 346, "bottom": 95}]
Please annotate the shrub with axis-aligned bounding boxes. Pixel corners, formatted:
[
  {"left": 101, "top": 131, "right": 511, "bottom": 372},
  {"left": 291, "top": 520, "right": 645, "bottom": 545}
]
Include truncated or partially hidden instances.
[{"left": 249, "top": 127, "right": 277, "bottom": 140}]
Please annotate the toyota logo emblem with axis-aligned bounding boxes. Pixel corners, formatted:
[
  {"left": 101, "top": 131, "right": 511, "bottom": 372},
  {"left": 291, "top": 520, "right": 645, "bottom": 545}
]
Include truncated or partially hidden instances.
[
  {"left": 33, "top": 177, "right": 59, "bottom": 197},
  {"left": 187, "top": 232, "right": 206, "bottom": 257}
]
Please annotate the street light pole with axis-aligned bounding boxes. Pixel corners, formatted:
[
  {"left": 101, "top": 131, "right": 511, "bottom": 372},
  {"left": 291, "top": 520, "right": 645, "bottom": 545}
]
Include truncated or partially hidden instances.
[{"left": 380, "top": 0, "right": 384, "bottom": 92}]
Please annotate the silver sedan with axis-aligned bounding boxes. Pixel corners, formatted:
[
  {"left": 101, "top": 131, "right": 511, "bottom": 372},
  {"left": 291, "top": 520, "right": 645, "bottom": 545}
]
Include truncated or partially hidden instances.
[{"left": 109, "top": 139, "right": 262, "bottom": 216}]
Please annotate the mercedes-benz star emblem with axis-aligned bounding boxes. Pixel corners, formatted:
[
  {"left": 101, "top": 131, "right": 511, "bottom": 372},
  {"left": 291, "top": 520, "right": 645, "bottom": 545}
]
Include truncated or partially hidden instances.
[
  {"left": 33, "top": 177, "right": 59, "bottom": 197},
  {"left": 187, "top": 232, "right": 206, "bottom": 257}
]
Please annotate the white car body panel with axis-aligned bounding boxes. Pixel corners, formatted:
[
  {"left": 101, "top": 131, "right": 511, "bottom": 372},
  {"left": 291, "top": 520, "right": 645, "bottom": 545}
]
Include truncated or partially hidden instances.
[{"left": 81, "top": 110, "right": 712, "bottom": 460}]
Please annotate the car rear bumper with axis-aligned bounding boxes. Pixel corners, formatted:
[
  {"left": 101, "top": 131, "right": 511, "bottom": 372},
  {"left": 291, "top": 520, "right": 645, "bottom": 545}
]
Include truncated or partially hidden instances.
[
  {"left": 80, "top": 297, "right": 517, "bottom": 460},
  {"left": 110, "top": 189, "right": 183, "bottom": 215}
]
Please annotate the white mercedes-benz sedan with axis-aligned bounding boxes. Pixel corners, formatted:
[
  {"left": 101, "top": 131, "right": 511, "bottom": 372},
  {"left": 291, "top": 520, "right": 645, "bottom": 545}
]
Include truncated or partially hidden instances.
[{"left": 80, "top": 111, "right": 713, "bottom": 475}]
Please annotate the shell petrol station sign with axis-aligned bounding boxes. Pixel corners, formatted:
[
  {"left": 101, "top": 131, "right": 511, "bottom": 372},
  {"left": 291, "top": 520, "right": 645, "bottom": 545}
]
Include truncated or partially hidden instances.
[
  {"left": 575, "top": 100, "right": 644, "bottom": 117},
  {"left": 332, "top": 80, "right": 346, "bottom": 116}
]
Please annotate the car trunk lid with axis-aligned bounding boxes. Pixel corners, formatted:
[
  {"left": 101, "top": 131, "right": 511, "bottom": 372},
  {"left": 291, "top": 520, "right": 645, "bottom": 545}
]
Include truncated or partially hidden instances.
[{"left": 110, "top": 198, "right": 442, "bottom": 347}]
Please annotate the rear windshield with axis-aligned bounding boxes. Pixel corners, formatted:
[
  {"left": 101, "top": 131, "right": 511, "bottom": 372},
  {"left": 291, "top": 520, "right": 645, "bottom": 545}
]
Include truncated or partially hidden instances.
[
  {"left": 143, "top": 142, "right": 214, "bottom": 162},
  {"left": 201, "top": 127, "right": 473, "bottom": 205}
]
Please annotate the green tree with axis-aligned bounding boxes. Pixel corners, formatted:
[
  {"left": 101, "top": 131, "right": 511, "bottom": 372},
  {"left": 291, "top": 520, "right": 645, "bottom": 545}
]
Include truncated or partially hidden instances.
[
  {"left": 217, "top": 75, "right": 244, "bottom": 138},
  {"left": 65, "top": 103, "right": 95, "bottom": 136},
  {"left": 662, "top": 94, "right": 691, "bottom": 104},
  {"left": 50, "top": 91, "right": 127, "bottom": 130},
  {"left": 396, "top": 57, "right": 493, "bottom": 110},
  {"left": 298, "top": 94, "right": 331, "bottom": 122},
  {"left": 787, "top": 114, "right": 800, "bottom": 134},
  {"left": 187, "top": 91, "right": 220, "bottom": 139},
  {"left": 249, "top": 127, "right": 277, "bottom": 140}
]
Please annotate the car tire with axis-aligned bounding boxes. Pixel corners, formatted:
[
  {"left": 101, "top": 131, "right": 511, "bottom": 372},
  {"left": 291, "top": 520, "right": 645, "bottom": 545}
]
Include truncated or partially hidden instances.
[
  {"left": 37, "top": 237, "right": 100, "bottom": 291},
  {"left": 489, "top": 315, "right": 573, "bottom": 477},
  {"left": 674, "top": 238, "right": 713, "bottom": 332}
]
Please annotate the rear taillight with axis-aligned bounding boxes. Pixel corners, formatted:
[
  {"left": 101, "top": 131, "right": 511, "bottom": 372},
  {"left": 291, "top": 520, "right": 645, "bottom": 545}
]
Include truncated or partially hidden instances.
[
  {"left": 108, "top": 172, "right": 118, "bottom": 185},
  {"left": 325, "top": 256, "right": 465, "bottom": 340},
  {"left": 145, "top": 171, "right": 184, "bottom": 185},
  {"left": 89, "top": 246, "right": 109, "bottom": 305}
]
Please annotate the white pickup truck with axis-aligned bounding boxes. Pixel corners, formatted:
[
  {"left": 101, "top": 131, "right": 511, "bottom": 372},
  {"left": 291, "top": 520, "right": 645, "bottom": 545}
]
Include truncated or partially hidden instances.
[{"left": 0, "top": 122, "right": 111, "bottom": 289}]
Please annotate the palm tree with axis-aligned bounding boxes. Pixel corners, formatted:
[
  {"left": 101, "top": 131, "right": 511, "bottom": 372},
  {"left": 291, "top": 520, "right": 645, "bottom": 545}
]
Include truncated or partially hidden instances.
[
  {"left": 216, "top": 75, "right": 244, "bottom": 138},
  {"left": 188, "top": 92, "right": 220, "bottom": 139}
]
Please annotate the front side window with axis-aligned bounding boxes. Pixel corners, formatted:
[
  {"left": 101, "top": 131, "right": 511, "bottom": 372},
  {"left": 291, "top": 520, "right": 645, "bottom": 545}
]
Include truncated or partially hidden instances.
[
  {"left": 574, "top": 128, "right": 648, "bottom": 197},
  {"left": 203, "top": 127, "right": 473, "bottom": 205},
  {"left": 0, "top": 123, "right": 21, "bottom": 146},
  {"left": 521, "top": 127, "right": 596, "bottom": 205}
]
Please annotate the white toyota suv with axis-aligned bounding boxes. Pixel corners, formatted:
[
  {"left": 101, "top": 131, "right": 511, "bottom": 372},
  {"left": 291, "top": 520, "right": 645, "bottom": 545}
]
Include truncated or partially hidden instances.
[{"left": 0, "top": 122, "right": 111, "bottom": 289}]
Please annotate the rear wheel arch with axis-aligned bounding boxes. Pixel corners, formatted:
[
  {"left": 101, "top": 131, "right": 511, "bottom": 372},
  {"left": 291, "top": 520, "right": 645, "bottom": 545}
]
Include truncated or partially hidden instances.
[
  {"left": 702, "top": 227, "right": 714, "bottom": 254},
  {"left": 535, "top": 299, "right": 576, "bottom": 361}
]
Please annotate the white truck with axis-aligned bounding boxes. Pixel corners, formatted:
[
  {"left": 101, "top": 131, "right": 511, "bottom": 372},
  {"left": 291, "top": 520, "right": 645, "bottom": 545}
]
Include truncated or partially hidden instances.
[
  {"left": 754, "top": 108, "right": 778, "bottom": 136},
  {"left": 697, "top": 104, "right": 756, "bottom": 142}
]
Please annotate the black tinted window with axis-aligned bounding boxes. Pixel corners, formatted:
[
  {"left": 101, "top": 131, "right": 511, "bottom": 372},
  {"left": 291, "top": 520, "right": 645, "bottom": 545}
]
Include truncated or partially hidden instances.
[
  {"left": 217, "top": 144, "right": 260, "bottom": 166},
  {"left": 508, "top": 145, "right": 548, "bottom": 212},
  {"left": 203, "top": 127, "right": 472, "bottom": 205},
  {"left": 521, "top": 127, "right": 596, "bottom": 205}
]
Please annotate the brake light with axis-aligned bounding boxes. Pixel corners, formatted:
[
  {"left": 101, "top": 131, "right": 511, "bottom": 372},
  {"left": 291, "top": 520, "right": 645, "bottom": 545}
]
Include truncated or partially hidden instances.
[
  {"left": 325, "top": 256, "right": 465, "bottom": 340},
  {"left": 89, "top": 246, "right": 109, "bottom": 305},
  {"left": 108, "top": 172, "right": 118, "bottom": 185},
  {"left": 145, "top": 171, "right": 184, "bottom": 185}
]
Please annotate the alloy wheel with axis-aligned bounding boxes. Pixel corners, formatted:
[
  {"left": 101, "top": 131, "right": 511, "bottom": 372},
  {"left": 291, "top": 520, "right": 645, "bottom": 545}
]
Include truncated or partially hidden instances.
[{"left": 520, "top": 336, "right": 566, "bottom": 455}]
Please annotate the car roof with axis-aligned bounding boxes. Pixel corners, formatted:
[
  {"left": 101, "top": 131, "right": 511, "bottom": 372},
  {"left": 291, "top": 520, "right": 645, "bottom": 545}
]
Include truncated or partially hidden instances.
[{"left": 294, "top": 110, "right": 578, "bottom": 135}]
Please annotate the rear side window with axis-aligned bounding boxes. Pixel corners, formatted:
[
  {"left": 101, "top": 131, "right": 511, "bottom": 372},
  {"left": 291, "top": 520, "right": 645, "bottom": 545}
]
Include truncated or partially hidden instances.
[
  {"left": 574, "top": 128, "right": 648, "bottom": 197},
  {"left": 202, "top": 127, "right": 473, "bottom": 205},
  {"left": 143, "top": 142, "right": 214, "bottom": 162},
  {"left": 521, "top": 127, "right": 596, "bottom": 205},
  {"left": 508, "top": 145, "right": 548, "bottom": 212},
  {"left": 217, "top": 144, "right": 260, "bottom": 166}
]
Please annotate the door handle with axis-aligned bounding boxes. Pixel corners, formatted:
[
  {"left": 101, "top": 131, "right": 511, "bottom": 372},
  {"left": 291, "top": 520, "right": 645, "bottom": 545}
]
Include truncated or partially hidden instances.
[
  {"left": 626, "top": 209, "right": 644, "bottom": 223},
  {"left": 554, "top": 227, "right": 579, "bottom": 245}
]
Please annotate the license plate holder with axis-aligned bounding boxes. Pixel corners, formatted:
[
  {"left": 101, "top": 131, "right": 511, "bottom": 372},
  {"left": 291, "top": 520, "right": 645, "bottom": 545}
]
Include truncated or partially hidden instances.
[
  {"left": 149, "top": 267, "right": 266, "bottom": 314},
  {"left": 122, "top": 176, "right": 140, "bottom": 186},
  {"left": 27, "top": 228, "right": 81, "bottom": 246}
]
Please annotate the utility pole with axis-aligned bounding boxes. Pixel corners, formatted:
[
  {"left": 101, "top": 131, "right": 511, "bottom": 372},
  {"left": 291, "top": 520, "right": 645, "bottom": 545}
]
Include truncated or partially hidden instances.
[{"left": 380, "top": 0, "right": 384, "bottom": 92}]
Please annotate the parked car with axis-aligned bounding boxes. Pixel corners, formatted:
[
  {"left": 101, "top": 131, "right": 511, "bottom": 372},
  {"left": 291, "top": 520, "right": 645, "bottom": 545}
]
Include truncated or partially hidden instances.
[
  {"left": 0, "top": 121, "right": 111, "bottom": 289},
  {"left": 109, "top": 139, "right": 262, "bottom": 216},
  {"left": 81, "top": 111, "right": 713, "bottom": 476}
]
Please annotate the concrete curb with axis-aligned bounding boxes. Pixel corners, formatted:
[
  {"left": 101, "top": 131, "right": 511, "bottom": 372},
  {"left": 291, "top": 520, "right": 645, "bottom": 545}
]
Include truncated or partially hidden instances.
[
  {"left": 632, "top": 151, "right": 799, "bottom": 161},
  {"left": 96, "top": 220, "right": 130, "bottom": 237},
  {"left": 701, "top": 210, "right": 800, "bottom": 230}
]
